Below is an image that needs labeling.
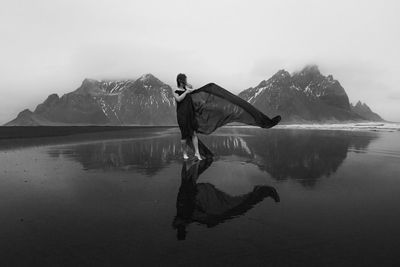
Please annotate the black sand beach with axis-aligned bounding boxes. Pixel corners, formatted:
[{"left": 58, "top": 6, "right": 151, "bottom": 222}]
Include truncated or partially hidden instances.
[{"left": 1, "top": 126, "right": 400, "bottom": 266}]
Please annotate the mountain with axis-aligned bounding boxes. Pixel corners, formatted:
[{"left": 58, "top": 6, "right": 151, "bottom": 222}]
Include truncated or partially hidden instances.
[
  {"left": 5, "top": 66, "right": 384, "bottom": 126},
  {"left": 238, "top": 65, "right": 383, "bottom": 122},
  {"left": 6, "top": 74, "right": 177, "bottom": 126},
  {"left": 351, "top": 101, "right": 383, "bottom": 121}
]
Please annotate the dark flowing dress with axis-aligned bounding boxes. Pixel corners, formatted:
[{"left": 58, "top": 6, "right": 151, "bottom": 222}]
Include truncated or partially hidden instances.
[
  {"left": 175, "top": 82, "right": 281, "bottom": 158},
  {"left": 175, "top": 88, "right": 198, "bottom": 140}
]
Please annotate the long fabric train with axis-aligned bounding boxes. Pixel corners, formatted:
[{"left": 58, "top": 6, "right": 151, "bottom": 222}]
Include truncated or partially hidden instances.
[{"left": 185, "top": 83, "right": 281, "bottom": 158}]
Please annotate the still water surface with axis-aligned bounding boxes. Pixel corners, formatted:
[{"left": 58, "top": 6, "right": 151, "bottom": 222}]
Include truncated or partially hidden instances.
[{"left": 1, "top": 127, "right": 399, "bottom": 266}]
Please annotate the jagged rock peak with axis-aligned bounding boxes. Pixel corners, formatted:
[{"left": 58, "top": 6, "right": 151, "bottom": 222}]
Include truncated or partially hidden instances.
[
  {"left": 82, "top": 78, "right": 99, "bottom": 85},
  {"left": 19, "top": 109, "right": 33, "bottom": 116},
  {"left": 272, "top": 69, "right": 291, "bottom": 79},
  {"left": 134, "top": 73, "right": 166, "bottom": 88},
  {"left": 45, "top": 93, "right": 60, "bottom": 102},
  {"left": 73, "top": 78, "right": 101, "bottom": 95},
  {"left": 260, "top": 69, "right": 292, "bottom": 87},
  {"left": 73, "top": 78, "right": 136, "bottom": 96},
  {"left": 351, "top": 100, "right": 383, "bottom": 121},
  {"left": 138, "top": 73, "right": 158, "bottom": 82},
  {"left": 100, "top": 78, "right": 135, "bottom": 83},
  {"left": 353, "top": 101, "right": 372, "bottom": 111},
  {"left": 254, "top": 70, "right": 291, "bottom": 88},
  {"left": 355, "top": 100, "right": 364, "bottom": 106}
]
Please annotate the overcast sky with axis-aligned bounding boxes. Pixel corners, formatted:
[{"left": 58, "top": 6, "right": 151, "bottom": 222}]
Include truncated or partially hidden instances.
[{"left": 1, "top": 0, "right": 399, "bottom": 123}]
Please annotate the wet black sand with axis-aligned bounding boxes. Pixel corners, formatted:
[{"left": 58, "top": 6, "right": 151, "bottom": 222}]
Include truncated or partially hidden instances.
[{"left": 1, "top": 127, "right": 400, "bottom": 266}]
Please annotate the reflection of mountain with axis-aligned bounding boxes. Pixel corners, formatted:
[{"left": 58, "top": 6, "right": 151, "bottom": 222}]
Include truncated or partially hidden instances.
[
  {"left": 48, "top": 137, "right": 181, "bottom": 176},
  {"left": 199, "top": 130, "right": 377, "bottom": 187},
  {"left": 240, "top": 129, "right": 377, "bottom": 187},
  {"left": 172, "top": 159, "right": 279, "bottom": 240},
  {"left": 48, "top": 128, "right": 377, "bottom": 186}
]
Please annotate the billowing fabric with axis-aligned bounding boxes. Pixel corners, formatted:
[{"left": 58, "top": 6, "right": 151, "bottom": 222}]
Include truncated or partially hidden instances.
[
  {"left": 191, "top": 83, "right": 280, "bottom": 134},
  {"left": 175, "top": 82, "right": 281, "bottom": 158}
]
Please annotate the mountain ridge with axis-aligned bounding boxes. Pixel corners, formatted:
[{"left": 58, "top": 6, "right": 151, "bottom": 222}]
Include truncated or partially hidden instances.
[
  {"left": 238, "top": 65, "right": 382, "bottom": 123},
  {"left": 5, "top": 67, "right": 384, "bottom": 126}
]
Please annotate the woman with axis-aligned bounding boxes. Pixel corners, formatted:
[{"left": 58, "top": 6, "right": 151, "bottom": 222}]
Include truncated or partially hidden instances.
[
  {"left": 173, "top": 73, "right": 202, "bottom": 160},
  {"left": 172, "top": 73, "right": 282, "bottom": 160}
]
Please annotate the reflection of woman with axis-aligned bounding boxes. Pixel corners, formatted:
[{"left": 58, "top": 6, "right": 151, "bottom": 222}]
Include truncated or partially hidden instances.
[
  {"left": 172, "top": 73, "right": 281, "bottom": 160},
  {"left": 172, "top": 159, "right": 280, "bottom": 240}
]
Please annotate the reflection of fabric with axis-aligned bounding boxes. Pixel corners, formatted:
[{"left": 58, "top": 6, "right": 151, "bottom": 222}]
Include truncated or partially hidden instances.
[
  {"left": 173, "top": 159, "right": 279, "bottom": 240},
  {"left": 192, "top": 183, "right": 279, "bottom": 227},
  {"left": 195, "top": 183, "right": 245, "bottom": 215}
]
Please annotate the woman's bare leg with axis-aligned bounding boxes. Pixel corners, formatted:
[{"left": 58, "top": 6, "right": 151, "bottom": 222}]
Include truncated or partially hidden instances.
[
  {"left": 181, "top": 139, "right": 189, "bottom": 159},
  {"left": 192, "top": 132, "right": 202, "bottom": 160}
]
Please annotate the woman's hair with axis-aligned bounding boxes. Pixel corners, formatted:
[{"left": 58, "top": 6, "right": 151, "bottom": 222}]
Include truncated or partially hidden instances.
[{"left": 176, "top": 73, "right": 187, "bottom": 89}]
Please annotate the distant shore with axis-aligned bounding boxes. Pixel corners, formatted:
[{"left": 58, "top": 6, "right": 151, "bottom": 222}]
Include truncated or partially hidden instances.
[
  {"left": 1, "top": 122, "right": 398, "bottom": 141},
  {"left": 0, "top": 125, "right": 175, "bottom": 139},
  {"left": 0, "top": 126, "right": 180, "bottom": 151}
]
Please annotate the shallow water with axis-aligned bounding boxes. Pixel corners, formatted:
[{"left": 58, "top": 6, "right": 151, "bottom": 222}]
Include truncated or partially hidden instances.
[{"left": 1, "top": 127, "right": 400, "bottom": 266}]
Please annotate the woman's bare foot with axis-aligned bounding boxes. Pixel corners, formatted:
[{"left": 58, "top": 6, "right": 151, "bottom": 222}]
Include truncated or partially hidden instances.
[{"left": 194, "top": 153, "right": 202, "bottom": 161}]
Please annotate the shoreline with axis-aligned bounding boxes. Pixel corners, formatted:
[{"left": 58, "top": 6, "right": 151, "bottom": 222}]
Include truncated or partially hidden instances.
[{"left": 0, "top": 123, "right": 399, "bottom": 140}]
